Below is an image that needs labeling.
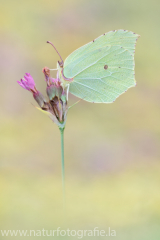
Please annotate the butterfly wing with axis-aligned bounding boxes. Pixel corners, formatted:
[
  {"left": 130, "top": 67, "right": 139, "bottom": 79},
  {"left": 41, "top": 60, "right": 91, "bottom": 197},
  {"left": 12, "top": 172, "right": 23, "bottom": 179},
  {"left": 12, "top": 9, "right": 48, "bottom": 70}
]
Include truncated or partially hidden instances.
[{"left": 63, "top": 30, "right": 139, "bottom": 103}]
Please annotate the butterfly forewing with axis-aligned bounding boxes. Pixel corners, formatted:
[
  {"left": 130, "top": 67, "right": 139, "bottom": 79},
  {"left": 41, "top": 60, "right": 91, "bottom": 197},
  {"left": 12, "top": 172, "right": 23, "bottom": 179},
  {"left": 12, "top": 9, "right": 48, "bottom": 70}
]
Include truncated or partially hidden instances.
[{"left": 63, "top": 30, "right": 139, "bottom": 103}]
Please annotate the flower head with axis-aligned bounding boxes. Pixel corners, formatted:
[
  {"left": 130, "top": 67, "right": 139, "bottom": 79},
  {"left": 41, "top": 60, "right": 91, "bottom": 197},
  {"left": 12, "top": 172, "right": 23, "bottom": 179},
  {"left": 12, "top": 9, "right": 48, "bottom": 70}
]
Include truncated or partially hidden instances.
[
  {"left": 17, "top": 73, "right": 47, "bottom": 110},
  {"left": 17, "top": 73, "right": 37, "bottom": 92},
  {"left": 18, "top": 66, "right": 68, "bottom": 128}
]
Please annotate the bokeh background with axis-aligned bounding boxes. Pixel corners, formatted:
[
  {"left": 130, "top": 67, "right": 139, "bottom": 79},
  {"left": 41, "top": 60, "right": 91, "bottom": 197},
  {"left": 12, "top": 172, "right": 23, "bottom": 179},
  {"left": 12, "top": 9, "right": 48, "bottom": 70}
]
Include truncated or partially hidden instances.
[{"left": 1, "top": 0, "right": 160, "bottom": 239}]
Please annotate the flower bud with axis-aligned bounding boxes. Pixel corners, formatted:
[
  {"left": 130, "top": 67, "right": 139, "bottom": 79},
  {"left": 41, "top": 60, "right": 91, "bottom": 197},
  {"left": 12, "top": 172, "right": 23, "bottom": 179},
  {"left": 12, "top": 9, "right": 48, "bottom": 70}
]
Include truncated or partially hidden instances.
[
  {"left": 47, "top": 85, "right": 63, "bottom": 100},
  {"left": 61, "top": 89, "right": 67, "bottom": 103},
  {"left": 33, "top": 91, "right": 47, "bottom": 108}
]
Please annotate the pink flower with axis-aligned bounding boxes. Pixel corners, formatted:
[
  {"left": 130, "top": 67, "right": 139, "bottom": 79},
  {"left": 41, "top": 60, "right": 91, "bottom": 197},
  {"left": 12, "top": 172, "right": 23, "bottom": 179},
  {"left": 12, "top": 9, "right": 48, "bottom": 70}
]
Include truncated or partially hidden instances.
[
  {"left": 17, "top": 73, "right": 47, "bottom": 108},
  {"left": 17, "top": 73, "right": 37, "bottom": 92}
]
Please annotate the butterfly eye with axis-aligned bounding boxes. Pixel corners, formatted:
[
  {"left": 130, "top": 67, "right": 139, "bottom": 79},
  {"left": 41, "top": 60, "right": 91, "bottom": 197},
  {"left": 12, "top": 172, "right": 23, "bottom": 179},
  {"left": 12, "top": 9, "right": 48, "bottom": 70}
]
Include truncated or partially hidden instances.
[
  {"left": 104, "top": 65, "right": 108, "bottom": 70},
  {"left": 58, "top": 60, "right": 64, "bottom": 68}
]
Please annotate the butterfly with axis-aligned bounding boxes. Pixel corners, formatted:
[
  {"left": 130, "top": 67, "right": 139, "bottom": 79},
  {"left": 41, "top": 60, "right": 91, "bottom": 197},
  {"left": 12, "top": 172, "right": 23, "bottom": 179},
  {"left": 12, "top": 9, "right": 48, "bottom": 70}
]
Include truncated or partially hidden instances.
[{"left": 48, "top": 29, "right": 139, "bottom": 103}]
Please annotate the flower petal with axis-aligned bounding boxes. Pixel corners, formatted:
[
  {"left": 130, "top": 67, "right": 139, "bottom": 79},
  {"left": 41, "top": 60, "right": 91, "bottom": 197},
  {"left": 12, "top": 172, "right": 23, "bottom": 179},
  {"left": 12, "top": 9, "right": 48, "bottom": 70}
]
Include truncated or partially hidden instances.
[{"left": 17, "top": 73, "right": 36, "bottom": 92}]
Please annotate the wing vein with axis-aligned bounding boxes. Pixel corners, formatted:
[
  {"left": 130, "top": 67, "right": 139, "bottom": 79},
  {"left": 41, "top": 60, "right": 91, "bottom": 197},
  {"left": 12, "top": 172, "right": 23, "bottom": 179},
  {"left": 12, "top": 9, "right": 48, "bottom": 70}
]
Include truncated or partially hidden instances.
[{"left": 73, "top": 82, "right": 108, "bottom": 102}]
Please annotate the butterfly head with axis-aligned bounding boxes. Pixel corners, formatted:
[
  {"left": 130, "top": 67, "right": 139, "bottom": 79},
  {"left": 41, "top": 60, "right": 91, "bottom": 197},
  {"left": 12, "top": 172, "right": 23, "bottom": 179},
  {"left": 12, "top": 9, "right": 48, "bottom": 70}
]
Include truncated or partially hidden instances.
[{"left": 58, "top": 60, "right": 64, "bottom": 68}]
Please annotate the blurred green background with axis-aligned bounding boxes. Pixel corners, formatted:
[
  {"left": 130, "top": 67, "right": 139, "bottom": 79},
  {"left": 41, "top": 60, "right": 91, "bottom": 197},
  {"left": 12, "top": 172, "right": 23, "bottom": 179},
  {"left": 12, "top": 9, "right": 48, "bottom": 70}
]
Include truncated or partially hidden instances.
[{"left": 1, "top": 0, "right": 160, "bottom": 239}]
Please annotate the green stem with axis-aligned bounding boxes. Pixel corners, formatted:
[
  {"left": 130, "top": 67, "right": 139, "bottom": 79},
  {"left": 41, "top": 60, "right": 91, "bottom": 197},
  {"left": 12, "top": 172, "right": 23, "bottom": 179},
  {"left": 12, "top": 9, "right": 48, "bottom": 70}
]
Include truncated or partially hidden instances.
[{"left": 59, "top": 127, "right": 65, "bottom": 209}]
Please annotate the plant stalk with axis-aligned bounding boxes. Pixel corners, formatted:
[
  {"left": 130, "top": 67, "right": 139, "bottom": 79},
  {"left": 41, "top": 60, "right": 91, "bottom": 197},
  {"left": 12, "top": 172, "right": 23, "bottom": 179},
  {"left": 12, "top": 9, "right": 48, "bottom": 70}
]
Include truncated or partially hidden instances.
[{"left": 59, "top": 127, "right": 65, "bottom": 209}]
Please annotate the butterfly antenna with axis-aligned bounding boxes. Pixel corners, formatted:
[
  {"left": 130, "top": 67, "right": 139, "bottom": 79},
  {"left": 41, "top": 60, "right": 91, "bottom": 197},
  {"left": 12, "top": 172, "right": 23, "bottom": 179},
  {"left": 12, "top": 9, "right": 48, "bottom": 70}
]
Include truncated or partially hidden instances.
[{"left": 47, "top": 41, "right": 64, "bottom": 66}]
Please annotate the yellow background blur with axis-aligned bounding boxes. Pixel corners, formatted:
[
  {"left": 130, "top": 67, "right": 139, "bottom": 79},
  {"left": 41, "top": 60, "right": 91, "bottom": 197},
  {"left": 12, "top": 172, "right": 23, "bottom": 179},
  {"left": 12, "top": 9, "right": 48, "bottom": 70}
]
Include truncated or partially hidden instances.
[{"left": 1, "top": 0, "right": 160, "bottom": 239}]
